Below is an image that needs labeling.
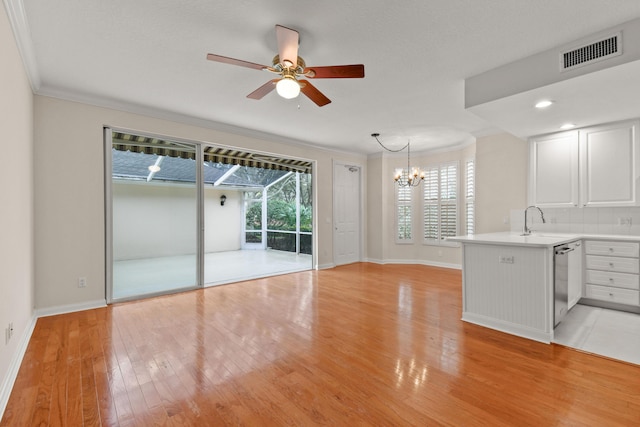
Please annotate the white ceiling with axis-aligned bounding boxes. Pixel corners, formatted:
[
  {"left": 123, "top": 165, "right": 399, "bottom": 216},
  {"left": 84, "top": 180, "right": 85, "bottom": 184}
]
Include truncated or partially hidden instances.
[{"left": 8, "top": 0, "right": 640, "bottom": 154}]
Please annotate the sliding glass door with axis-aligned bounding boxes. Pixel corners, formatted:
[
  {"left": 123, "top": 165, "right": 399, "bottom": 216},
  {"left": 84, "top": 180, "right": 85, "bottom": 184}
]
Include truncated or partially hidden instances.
[
  {"left": 107, "top": 130, "right": 199, "bottom": 301},
  {"left": 105, "top": 129, "right": 315, "bottom": 302}
]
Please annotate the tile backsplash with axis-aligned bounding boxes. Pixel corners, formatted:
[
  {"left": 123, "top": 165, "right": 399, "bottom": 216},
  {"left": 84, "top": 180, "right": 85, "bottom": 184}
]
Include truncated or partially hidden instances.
[{"left": 510, "top": 207, "right": 640, "bottom": 236}]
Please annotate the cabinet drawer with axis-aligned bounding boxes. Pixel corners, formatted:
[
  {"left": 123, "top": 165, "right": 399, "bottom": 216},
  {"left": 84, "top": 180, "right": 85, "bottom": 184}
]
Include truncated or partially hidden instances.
[
  {"left": 585, "top": 284, "right": 640, "bottom": 306},
  {"left": 585, "top": 270, "right": 640, "bottom": 290},
  {"left": 584, "top": 240, "right": 639, "bottom": 257},
  {"left": 585, "top": 255, "right": 639, "bottom": 273}
]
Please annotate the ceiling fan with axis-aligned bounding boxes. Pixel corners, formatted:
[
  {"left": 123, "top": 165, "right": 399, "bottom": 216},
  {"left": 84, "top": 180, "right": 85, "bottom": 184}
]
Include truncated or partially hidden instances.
[{"left": 206, "top": 25, "right": 365, "bottom": 107}]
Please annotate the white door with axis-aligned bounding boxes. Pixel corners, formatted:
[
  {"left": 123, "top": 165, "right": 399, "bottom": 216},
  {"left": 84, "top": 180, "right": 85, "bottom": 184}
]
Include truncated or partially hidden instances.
[{"left": 333, "top": 162, "right": 361, "bottom": 265}]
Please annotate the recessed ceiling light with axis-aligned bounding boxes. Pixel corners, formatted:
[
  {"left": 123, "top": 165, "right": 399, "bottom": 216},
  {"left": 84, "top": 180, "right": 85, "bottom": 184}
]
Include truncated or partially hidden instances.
[
  {"left": 560, "top": 123, "right": 576, "bottom": 130},
  {"left": 535, "top": 100, "right": 554, "bottom": 109}
]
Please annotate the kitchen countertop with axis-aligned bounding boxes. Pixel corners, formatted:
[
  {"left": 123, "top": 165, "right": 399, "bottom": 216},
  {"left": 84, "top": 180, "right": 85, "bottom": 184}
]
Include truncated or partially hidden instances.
[{"left": 448, "top": 232, "right": 640, "bottom": 248}]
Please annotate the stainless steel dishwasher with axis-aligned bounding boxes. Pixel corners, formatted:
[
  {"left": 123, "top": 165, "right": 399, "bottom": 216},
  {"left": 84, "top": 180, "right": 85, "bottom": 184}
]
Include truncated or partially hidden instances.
[{"left": 554, "top": 242, "right": 580, "bottom": 326}]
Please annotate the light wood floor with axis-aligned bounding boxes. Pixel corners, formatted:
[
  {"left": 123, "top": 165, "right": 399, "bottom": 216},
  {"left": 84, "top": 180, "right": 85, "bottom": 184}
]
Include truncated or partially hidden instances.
[{"left": 2, "top": 263, "right": 639, "bottom": 426}]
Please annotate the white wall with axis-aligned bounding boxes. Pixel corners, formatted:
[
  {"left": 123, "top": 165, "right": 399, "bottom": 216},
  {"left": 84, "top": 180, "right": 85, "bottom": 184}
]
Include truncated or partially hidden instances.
[
  {"left": 204, "top": 187, "right": 242, "bottom": 253},
  {"left": 33, "top": 95, "right": 366, "bottom": 310},
  {"left": 112, "top": 183, "right": 242, "bottom": 260},
  {"left": 366, "top": 154, "right": 385, "bottom": 262},
  {"left": 475, "top": 133, "right": 528, "bottom": 233},
  {"left": 113, "top": 182, "right": 198, "bottom": 260},
  {"left": 0, "top": 3, "right": 34, "bottom": 414}
]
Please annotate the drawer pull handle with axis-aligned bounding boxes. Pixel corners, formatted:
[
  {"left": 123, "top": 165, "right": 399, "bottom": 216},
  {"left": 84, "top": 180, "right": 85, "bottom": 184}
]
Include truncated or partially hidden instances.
[
  {"left": 609, "top": 262, "right": 614, "bottom": 268},
  {"left": 609, "top": 278, "right": 614, "bottom": 283},
  {"left": 609, "top": 247, "right": 614, "bottom": 252},
  {"left": 609, "top": 293, "right": 614, "bottom": 297}
]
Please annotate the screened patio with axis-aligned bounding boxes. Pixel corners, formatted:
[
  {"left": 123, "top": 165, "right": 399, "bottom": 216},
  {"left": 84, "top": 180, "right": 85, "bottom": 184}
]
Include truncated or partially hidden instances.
[{"left": 109, "top": 132, "right": 313, "bottom": 301}]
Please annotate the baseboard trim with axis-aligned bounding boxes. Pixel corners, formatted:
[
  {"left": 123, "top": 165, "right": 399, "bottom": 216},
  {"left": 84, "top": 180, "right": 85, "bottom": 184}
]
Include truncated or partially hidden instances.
[
  {"left": 317, "top": 263, "right": 336, "bottom": 270},
  {"left": 0, "top": 314, "right": 36, "bottom": 421},
  {"left": 34, "top": 299, "right": 107, "bottom": 318},
  {"left": 462, "top": 312, "right": 552, "bottom": 344},
  {"left": 364, "top": 258, "right": 461, "bottom": 270}
]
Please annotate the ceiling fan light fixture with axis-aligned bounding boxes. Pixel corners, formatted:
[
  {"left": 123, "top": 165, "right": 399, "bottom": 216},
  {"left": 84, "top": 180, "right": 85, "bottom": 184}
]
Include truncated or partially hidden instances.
[{"left": 276, "top": 76, "right": 300, "bottom": 99}]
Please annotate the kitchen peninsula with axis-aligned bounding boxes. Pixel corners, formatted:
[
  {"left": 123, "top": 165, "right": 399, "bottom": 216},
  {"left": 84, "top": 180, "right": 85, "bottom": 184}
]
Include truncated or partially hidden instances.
[
  {"left": 450, "top": 232, "right": 582, "bottom": 343},
  {"left": 452, "top": 231, "right": 640, "bottom": 344}
]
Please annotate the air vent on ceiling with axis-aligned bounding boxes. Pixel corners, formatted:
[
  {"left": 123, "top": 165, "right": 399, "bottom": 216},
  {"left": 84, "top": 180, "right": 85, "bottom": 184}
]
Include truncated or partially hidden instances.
[{"left": 560, "top": 32, "right": 622, "bottom": 72}]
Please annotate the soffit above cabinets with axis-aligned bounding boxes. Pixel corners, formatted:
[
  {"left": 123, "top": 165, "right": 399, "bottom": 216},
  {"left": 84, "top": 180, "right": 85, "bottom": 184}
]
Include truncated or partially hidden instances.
[{"left": 466, "top": 18, "right": 640, "bottom": 139}]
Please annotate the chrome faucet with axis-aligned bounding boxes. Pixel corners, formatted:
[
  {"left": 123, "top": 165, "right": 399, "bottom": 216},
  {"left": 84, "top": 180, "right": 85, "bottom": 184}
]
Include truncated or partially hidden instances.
[{"left": 523, "top": 205, "right": 546, "bottom": 235}]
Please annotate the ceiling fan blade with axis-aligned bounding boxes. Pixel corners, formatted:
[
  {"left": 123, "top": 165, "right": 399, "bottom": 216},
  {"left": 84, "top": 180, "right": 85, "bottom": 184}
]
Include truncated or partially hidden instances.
[
  {"left": 299, "top": 80, "right": 331, "bottom": 107},
  {"left": 275, "top": 25, "right": 299, "bottom": 68},
  {"left": 247, "top": 79, "right": 279, "bottom": 100},
  {"left": 303, "top": 64, "right": 365, "bottom": 79},
  {"left": 206, "top": 53, "right": 267, "bottom": 71}
]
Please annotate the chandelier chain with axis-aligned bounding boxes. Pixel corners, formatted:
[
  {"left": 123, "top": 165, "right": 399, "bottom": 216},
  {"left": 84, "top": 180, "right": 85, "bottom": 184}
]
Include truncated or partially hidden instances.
[
  {"left": 372, "top": 134, "right": 409, "bottom": 153},
  {"left": 371, "top": 133, "right": 424, "bottom": 187}
]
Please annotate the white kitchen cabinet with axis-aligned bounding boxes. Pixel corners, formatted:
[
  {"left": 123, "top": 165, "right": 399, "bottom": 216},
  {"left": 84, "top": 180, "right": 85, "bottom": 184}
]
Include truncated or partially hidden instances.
[
  {"left": 529, "top": 119, "right": 640, "bottom": 208},
  {"left": 584, "top": 240, "right": 640, "bottom": 307},
  {"left": 580, "top": 120, "right": 640, "bottom": 207},
  {"left": 529, "top": 131, "right": 579, "bottom": 208}
]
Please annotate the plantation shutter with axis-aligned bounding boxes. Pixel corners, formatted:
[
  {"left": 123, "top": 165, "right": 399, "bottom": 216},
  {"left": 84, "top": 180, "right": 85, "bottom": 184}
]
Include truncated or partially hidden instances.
[
  {"left": 440, "top": 164, "right": 458, "bottom": 240},
  {"left": 423, "top": 167, "right": 439, "bottom": 241},
  {"left": 396, "top": 169, "right": 412, "bottom": 241},
  {"left": 423, "top": 162, "right": 459, "bottom": 243},
  {"left": 465, "top": 159, "right": 475, "bottom": 235}
]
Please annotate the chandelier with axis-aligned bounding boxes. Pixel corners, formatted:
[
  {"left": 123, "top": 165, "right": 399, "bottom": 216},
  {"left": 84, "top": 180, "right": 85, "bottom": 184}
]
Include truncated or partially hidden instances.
[{"left": 372, "top": 133, "right": 424, "bottom": 187}]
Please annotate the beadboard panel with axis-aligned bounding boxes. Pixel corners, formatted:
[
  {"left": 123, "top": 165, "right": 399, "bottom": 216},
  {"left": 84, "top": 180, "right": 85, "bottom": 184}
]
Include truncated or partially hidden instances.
[{"left": 463, "top": 244, "right": 552, "bottom": 337}]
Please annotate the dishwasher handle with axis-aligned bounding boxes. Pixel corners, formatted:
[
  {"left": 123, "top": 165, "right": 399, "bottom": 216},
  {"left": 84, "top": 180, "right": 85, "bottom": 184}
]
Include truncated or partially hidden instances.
[{"left": 555, "top": 247, "right": 575, "bottom": 255}]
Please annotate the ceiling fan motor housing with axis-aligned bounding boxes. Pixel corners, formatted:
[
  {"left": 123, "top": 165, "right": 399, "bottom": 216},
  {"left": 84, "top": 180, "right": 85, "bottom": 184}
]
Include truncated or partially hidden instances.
[{"left": 272, "top": 55, "right": 306, "bottom": 73}]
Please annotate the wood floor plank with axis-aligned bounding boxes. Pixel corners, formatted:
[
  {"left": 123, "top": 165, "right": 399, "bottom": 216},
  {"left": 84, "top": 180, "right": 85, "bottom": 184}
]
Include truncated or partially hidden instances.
[{"left": 2, "top": 263, "right": 640, "bottom": 426}]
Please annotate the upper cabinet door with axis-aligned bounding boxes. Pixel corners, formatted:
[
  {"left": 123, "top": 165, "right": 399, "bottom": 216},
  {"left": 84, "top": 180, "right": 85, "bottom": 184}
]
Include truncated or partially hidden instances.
[
  {"left": 580, "top": 120, "right": 640, "bottom": 207},
  {"left": 529, "top": 131, "right": 579, "bottom": 207}
]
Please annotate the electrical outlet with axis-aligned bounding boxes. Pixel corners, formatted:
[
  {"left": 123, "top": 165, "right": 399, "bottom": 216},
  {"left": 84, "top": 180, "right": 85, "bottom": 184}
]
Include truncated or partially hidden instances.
[
  {"left": 78, "top": 277, "right": 87, "bottom": 288},
  {"left": 618, "top": 217, "right": 632, "bottom": 226},
  {"left": 499, "top": 255, "right": 515, "bottom": 264}
]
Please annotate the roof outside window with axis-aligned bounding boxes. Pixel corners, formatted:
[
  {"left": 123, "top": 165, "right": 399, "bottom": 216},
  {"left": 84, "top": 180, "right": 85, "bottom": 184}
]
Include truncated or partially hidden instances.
[{"left": 112, "top": 149, "right": 299, "bottom": 187}]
